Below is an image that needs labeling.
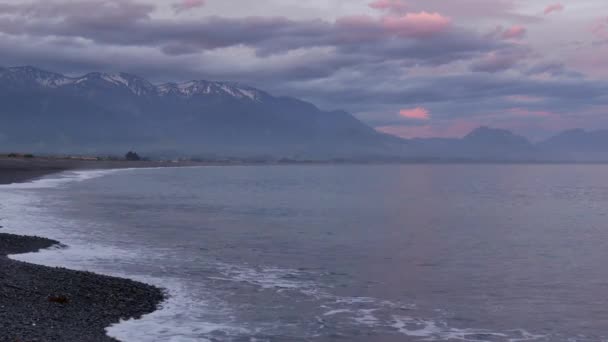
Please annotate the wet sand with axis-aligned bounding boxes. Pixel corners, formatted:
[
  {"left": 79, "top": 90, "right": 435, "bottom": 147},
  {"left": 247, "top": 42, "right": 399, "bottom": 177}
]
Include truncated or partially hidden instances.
[{"left": 0, "top": 156, "right": 206, "bottom": 184}]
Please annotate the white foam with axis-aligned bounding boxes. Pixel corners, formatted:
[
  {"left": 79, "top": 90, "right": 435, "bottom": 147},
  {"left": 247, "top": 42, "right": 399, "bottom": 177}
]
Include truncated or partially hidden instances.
[
  {"left": 334, "top": 296, "right": 378, "bottom": 304},
  {"left": 353, "top": 309, "right": 380, "bottom": 326},
  {"left": 391, "top": 316, "right": 546, "bottom": 342},
  {"left": 14, "top": 242, "right": 249, "bottom": 341},
  {"left": 0, "top": 168, "right": 131, "bottom": 190},
  {"left": 1, "top": 166, "right": 257, "bottom": 341},
  {"left": 7, "top": 233, "right": 248, "bottom": 342},
  {"left": 9, "top": 241, "right": 143, "bottom": 272},
  {"left": 213, "top": 263, "right": 317, "bottom": 291},
  {"left": 106, "top": 275, "right": 248, "bottom": 342},
  {"left": 323, "top": 309, "right": 352, "bottom": 316},
  {"left": 1, "top": 189, "right": 248, "bottom": 341}
]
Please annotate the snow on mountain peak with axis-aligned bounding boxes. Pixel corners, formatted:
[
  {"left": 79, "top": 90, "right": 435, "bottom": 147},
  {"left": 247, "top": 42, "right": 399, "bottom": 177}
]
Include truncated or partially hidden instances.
[
  {"left": 4, "top": 66, "right": 74, "bottom": 88},
  {"left": 101, "top": 73, "right": 130, "bottom": 87},
  {"left": 2, "top": 66, "right": 265, "bottom": 101},
  {"left": 71, "top": 72, "right": 156, "bottom": 95},
  {"left": 157, "top": 80, "right": 264, "bottom": 102}
]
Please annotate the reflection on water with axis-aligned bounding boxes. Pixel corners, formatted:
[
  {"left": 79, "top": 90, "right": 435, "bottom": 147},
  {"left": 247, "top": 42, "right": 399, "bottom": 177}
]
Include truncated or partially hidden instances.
[{"left": 3, "top": 165, "right": 608, "bottom": 341}]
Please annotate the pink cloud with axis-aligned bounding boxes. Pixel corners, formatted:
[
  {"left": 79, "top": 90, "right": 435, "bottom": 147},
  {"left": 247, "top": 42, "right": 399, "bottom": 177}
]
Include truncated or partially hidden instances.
[
  {"left": 369, "top": 0, "right": 408, "bottom": 14},
  {"left": 382, "top": 12, "right": 451, "bottom": 38},
  {"left": 369, "top": 0, "right": 524, "bottom": 21},
  {"left": 592, "top": 17, "right": 608, "bottom": 39},
  {"left": 544, "top": 3, "right": 564, "bottom": 15},
  {"left": 377, "top": 120, "right": 478, "bottom": 139},
  {"left": 335, "top": 11, "right": 450, "bottom": 40},
  {"left": 501, "top": 25, "right": 526, "bottom": 40},
  {"left": 399, "top": 107, "right": 431, "bottom": 120},
  {"left": 173, "top": 0, "right": 205, "bottom": 13},
  {"left": 569, "top": 48, "right": 608, "bottom": 78}
]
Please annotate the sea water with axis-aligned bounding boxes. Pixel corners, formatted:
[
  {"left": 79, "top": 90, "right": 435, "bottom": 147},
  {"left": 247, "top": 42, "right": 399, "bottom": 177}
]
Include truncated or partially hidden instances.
[{"left": 2, "top": 164, "right": 608, "bottom": 341}]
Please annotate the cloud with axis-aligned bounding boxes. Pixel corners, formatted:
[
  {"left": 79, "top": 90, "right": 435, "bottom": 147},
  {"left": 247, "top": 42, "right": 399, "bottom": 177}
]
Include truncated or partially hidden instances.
[
  {"left": 544, "top": 3, "right": 564, "bottom": 15},
  {"left": 486, "top": 25, "right": 527, "bottom": 41},
  {"left": 389, "top": 0, "right": 540, "bottom": 23},
  {"left": 290, "top": 70, "right": 608, "bottom": 120},
  {"left": 508, "top": 108, "right": 553, "bottom": 117},
  {"left": 501, "top": 26, "right": 526, "bottom": 40},
  {"left": 0, "top": 0, "right": 154, "bottom": 24},
  {"left": 399, "top": 107, "right": 431, "bottom": 120},
  {"left": 0, "top": 0, "right": 606, "bottom": 140},
  {"left": 0, "top": 1, "right": 473, "bottom": 70},
  {"left": 0, "top": 2, "right": 452, "bottom": 52},
  {"left": 172, "top": 0, "right": 205, "bottom": 13},
  {"left": 592, "top": 17, "right": 608, "bottom": 39},
  {"left": 381, "top": 12, "right": 451, "bottom": 38},
  {"left": 525, "top": 62, "right": 583, "bottom": 78},
  {"left": 505, "top": 95, "right": 545, "bottom": 103},
  {"left": 368, "top": 0, "right": 408, "bottom": 14},
  {"left": 471, "top": 50, "right": 523, "bottom": 73}
]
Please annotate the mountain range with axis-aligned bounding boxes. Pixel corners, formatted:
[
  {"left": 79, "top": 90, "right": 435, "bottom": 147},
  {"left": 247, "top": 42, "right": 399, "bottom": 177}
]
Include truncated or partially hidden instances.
[
  {"left": 408, "top": 127, "right": 608, "bottom": 162},
  {"left": 0, "top": 66, "right": 403, "bottom": 159},
  {"left": 1, "top": 66, "right": 607, "bottom": 162}
]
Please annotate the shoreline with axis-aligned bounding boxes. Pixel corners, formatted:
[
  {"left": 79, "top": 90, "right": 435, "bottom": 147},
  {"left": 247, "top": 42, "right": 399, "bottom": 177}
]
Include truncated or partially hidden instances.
[{"left": 0, "top": 166, "right": 165, "bottom": 341}]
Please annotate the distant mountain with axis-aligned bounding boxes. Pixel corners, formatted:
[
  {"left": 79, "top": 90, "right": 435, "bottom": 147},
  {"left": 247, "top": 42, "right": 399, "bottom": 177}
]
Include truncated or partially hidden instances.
[
  {"left": 463, "top": 126, "right": 531, "bottom": 147},
  {"left": 3, "top": 66, "right": 608, "bottom": 162},
  {"left": 459, "top": 126, "right": 535, "bottom": 160},
  {"left": 538, "top": 129, "right": 608, "bottom": 161},
  {"left": 405, "top": 127, "right": 536, "bottom": 161},
  {"left": 0, "top": 66, "right": 404, "bottom": 159}
]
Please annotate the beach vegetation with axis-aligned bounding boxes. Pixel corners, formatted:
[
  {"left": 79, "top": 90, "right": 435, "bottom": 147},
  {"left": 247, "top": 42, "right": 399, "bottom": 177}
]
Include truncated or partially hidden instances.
[{"left": 125, "top": 151, "right": 142, "bottom": 161}]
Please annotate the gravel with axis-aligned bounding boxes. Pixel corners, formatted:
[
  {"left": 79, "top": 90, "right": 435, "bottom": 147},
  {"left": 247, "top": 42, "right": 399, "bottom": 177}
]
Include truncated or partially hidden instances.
[{"left": 0, "top": 233, "right": 164, "bottom": 342}]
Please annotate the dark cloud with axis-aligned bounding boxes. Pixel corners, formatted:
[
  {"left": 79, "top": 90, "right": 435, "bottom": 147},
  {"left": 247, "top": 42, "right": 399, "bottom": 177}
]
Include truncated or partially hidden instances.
[
  {"left": 470, "top": 45, "right": 530, "bottom": 73},
  {"left": 0, "top": 0, "right": 509, "bottom": 93},
  {"left": 525, "top": 62, "right": 584, "bottom": 78},
  {"left": 0, "top": 0, "right": 607, "bottom": 139},
  {"left": 279, "top": 72, "right": 608, "bottom": 118},
  {"left": 0, "top": 0, "right": 494, "bottom": 65},
  {"left": 471, "top": 53, "right": 521, "bottom": 73}
]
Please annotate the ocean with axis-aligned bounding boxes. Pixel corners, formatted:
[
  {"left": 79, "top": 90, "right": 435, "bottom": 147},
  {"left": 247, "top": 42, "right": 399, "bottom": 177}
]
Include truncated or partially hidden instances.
[{"left": 2, "top": 164, "right": 608, "bottom": 341}]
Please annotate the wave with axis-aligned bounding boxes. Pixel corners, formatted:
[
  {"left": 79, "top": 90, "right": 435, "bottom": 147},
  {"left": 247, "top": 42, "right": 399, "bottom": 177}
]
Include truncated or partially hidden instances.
[
  {"left": 391, "top": 317, "right": 546, "bottom": 342},
  {"left": 0, "top": 167, "right": 555, "bottom": 342},
  {"left": 0, "top": 168, "right": 132, "bottom": 190}
]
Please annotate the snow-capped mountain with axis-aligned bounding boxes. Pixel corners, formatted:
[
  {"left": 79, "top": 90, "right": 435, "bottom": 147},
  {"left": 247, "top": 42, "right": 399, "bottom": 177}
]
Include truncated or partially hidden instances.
[
  {"left": 0, "top": 66, "right": 74, "bottom": 88},
  {"left": 0, "top": 66, "right": 267, "bottom": 100},
  {"left": 4, "top": 66, "right": 607, "bottom": 161},
  {"left": 157, "top": 80, "right": 265, "bottom": 101},
  {"left": 70, "top": 72, "right": 158, "bottom": 96},
  {"left": 0, "top": 66, "right": 403, "bottom": 158}
]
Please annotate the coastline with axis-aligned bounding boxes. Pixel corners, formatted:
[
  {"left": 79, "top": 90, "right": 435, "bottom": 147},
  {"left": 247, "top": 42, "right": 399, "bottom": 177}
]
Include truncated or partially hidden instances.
[{"left": 0, "top": 164, "right": 165, "bottom": 342}]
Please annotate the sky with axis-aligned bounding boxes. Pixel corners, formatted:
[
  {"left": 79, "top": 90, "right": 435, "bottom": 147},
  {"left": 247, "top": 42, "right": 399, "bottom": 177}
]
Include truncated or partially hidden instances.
[{"left": 0, "top": 0, "right": 607, "bottom": 140}]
